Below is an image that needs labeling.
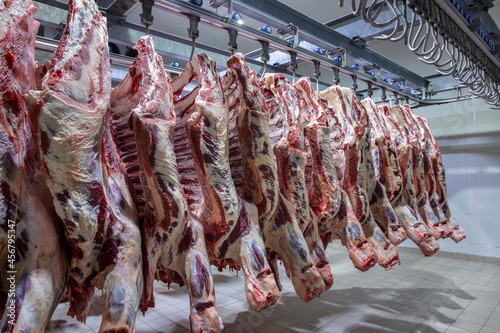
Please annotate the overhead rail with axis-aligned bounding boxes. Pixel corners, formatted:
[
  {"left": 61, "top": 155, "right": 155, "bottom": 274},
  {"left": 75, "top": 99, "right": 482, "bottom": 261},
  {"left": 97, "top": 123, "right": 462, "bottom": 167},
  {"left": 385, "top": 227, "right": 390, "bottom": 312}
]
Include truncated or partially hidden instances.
[
  {"left": 34, "top": 0, "right": 481, "bottom": 107},
  {"left": 154, "top": 0, "right": 426, "bottom": 104}
]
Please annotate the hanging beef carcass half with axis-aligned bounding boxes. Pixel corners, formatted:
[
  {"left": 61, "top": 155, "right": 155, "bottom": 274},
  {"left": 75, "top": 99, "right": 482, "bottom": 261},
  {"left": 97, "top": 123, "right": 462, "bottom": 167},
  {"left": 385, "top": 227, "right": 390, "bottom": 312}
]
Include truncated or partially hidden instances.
[
  {"left": 399, "top": 104, "right": 456, "bottom": 240},
  {"left": 414, "top": 115, "right": 466, "bottom": 242},
  {"left": 361, "top": 97, "right": 431, "bottom": 247},
  {"left": 171, "top": 53, "right": 280, "bottom": 312},
  {"left": 110, "top": 36, "right": 223, "bottom": 332},
  {"left": 261, "top": 73, "right": 333, "bottom": 291},
  {"left": 0, "top": 0, "right": 69, "bottom": 330},
  {"left": 27, "top": 0, "right": 143, "bottom": 330},
  {"left": 358, "top": 98, "right": 407, "bottom": 245},
  {"left": 221, "top": 54, "right": 326, "bottom": 302},
  {"left": 320, "top": 87, "right": 399, "bottom": 270},
  {"left": 293, "top": 77, "right": 377, "bottom": 272},
  {"left": 390, "top": 105, "right": 446, "bottom": 241},
  {"left": 377, "top": 103, "right": 439, "bottom": 256}
]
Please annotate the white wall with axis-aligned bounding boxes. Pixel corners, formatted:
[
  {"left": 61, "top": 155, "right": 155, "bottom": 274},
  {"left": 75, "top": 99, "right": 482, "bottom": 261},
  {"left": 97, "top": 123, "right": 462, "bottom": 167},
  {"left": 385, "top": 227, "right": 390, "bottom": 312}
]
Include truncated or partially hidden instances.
[{"left": 399, "top": 98, "right": 500, "bottom": 258}]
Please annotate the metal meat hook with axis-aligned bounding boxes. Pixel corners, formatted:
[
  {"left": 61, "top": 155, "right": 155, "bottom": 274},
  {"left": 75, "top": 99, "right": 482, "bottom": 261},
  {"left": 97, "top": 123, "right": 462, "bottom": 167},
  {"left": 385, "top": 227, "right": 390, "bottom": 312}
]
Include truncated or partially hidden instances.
[
  {"left": 289, "top": 51, "right": 298, "bottom": 83},
  {"left": 313, "top": 60, "right": 321, "bottom": 91},
  {"left": 140, "top": 0, "right": 154, "bottom": 35},
  {"left": 260, "top": 41, "right": 270, "bottom": 76},
  {"left": 188, "top": 14, "right": 200, "bottom": 60}
]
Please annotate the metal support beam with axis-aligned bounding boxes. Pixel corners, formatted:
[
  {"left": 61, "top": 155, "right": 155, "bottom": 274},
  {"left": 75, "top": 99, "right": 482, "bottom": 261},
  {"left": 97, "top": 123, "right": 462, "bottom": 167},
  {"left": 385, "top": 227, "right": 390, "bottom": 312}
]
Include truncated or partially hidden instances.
[{"left": 229, "top": 0, "right": 429, "bottom": 88}]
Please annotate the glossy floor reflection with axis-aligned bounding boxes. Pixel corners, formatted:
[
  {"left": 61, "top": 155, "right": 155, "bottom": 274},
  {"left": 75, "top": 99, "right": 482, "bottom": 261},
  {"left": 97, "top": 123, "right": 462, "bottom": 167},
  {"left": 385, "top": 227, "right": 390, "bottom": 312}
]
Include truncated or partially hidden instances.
[{"left": 46, "top": 243, "right": 500, "bottom": 333}]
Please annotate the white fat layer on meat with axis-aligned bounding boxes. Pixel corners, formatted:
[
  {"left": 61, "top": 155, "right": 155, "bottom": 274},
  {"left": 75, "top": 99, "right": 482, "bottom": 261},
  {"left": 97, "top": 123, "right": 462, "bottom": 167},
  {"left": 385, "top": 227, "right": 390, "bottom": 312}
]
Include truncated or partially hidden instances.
[
  {"left": 0, "top": 0, "right": 33, "bottom": 42},
  {"left": 26, "top": 0, "right": 115, "bottom": 284},
  {"left": 30, "top": 89, "right": 103, "bottom": 276},
  {"left": 44, "top": 0, "right": 109, "bottom": 106}
]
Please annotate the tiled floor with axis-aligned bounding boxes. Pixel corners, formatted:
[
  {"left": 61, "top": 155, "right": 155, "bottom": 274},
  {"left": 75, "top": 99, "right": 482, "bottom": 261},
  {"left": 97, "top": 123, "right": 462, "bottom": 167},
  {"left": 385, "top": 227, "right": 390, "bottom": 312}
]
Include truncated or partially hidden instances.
[{"left": 46, "top": 243, "right": 500, "bottom": 333}]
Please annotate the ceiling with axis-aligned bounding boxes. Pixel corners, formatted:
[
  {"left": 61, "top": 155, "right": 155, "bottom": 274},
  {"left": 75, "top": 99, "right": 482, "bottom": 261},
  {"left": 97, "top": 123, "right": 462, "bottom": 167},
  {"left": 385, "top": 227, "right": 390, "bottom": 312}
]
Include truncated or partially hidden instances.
[
  {"left": 31, "top": 0, "right": 500, "bottom": 109},
  {"left": 120, "top": 0, "right": 500, "bottom": 92}
]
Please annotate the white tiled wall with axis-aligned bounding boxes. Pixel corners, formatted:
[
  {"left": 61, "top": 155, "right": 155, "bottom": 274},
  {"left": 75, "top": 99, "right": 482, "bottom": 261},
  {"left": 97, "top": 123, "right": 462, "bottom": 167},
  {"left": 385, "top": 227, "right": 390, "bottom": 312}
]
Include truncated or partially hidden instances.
[{"left": 401, "top": 101, "right": 500, "bottom": 259}]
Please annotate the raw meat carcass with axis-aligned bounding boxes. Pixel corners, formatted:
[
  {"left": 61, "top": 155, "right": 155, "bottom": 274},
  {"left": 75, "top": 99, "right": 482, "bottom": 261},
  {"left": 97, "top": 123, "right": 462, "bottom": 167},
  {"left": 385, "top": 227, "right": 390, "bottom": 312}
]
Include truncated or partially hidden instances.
[
  {"left": 0, "top": 0, "right": 68, "bottom": 331},
  {"left": 320, "top": 86, "right": 399, "bottom": 269},
  {"left": 171, "top": 53, "right": 280, "bottom": 312},
  {"left": 110, "top": 36, "right": 223, "bottom": 332},
  {"left": 391, "top": 105, "right": 446, "bottom": 240},
  {"left": 360, "top": 98, "right": 407, "bottom": 245},
  {"left": 294, "top": 77, "right": 377, "bottom": 272},
  {"left": 261, "top": 73, "right": 333, "bottom": 290},
  {"left": 399, "top": 105, "right": 455, "bottom": 239},
  {"left": 221, "top": 54, "right": 326, "bottom": 302},
  {"left": 378, "top": 103, "right": 439, "bottom": 256},
  {"left": 27, "top": 0, "right": 143, "bottom": 330},
  {"left": 362, "top": 97, "right": 430, "bottom": 247},
  {"left": 414, "top": 115, "right": 466, "bottom": 242}
]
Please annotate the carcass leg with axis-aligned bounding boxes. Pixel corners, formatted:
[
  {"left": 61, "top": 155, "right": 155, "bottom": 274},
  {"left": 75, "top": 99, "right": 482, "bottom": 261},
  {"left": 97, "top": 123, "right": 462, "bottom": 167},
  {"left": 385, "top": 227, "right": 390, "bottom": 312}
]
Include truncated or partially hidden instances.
[
  {"left": 391, "top": 196, "right": 430, "bottom": 245},
  {"left": 370, "top": 181, "right": 407, "bottom": 245},
  {"left": 181, "top": 221, "right": 223, "bottom": 333},
  {"left": 360, "top": 213, "right": 400, "bottom": 270},
  {"left": 329, "top": 191, "right": 377, "bottom": 272},
  {"left": 229, "top": 202, "right": 280, "bottom": 312},
  {"left": 0, "top": 181, "right": 68, "bottom": 332},
  {"left": 264, "top": 195, "right": 326, "bottom": 302},
  {"left": 417, "top": 196, "right": 449, "bottom": 240},
  {"left": 439, "top": 199, "right": 466, "bottom": 243},
  {"left": 99, "top": 215, "right": 143, "bottom": 333}
]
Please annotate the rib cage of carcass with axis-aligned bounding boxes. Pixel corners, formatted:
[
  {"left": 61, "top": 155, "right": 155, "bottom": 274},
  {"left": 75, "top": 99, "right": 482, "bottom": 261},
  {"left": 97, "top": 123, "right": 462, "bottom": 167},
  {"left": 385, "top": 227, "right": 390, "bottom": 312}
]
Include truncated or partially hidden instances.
[{"left": 0, "top": 0, "right": 465, "bottom": 331}]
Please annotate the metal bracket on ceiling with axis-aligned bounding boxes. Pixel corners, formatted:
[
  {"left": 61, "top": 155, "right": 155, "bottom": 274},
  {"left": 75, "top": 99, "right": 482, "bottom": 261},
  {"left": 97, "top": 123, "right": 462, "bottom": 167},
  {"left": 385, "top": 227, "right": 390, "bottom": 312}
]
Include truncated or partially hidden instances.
[
  {"left": 468, "top": 2, "right": 482, "bottom": 31},
  {"left": 392, "top": 76, "right": 406, "bottom": 89},
  {"left": 489, "top": 32, "right": 500, "bottom": 55},
  {"left": 326, "top": 47, "right": 345, "bottom": 67},
  {"left": 187, "top": 14, "right": 200, "bottom": 39},
  {"left": 363, "top": 64, "right": 380, "bottom": 78},
  {"left": 351, "top": 36, "right": 368, "bottom": 49},
  {"left": 228, "top": 28, "right": 238, "bottom": 54},
  {"left": 278, "top": 23, "right": 299, "bottom": 48},
  {"left": 140, "top": 0, "right": 154, "bottom": 35},
  {"left": 332, "top": 67, "right": 340, "bottom": 85},
  {"left": 53, "top": 21, "right": 66, "bottom": 40},
  {"left": 209, "top": 0, "right": 228, "bottom": 8},
  {"left": 313, "top": 60, "right": 321, "bottom": 78}
]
